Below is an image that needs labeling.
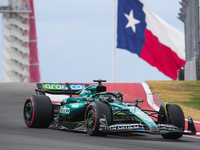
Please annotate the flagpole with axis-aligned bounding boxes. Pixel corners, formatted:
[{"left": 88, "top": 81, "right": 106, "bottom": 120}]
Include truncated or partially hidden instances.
[{"left": 112, "top": 0, "right": 117, "bottom": 83}]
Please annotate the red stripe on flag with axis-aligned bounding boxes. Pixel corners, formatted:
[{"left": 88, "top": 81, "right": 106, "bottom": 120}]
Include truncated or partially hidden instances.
[{"left": 140, "top": 29, "right": 185, "bottom": 80}]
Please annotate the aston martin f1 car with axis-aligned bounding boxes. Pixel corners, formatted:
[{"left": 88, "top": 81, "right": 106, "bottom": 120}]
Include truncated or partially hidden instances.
[{"left": 23, "top": 80, "right": 196, "bottom": 139}]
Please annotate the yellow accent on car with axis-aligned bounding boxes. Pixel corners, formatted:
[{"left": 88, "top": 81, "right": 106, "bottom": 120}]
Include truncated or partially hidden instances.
[{"left": 164, "top": 102, "right": 169, "bottom": 116}]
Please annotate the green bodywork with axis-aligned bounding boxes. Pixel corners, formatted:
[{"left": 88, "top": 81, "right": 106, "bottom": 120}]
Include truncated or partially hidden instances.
[
  {"left": 43, "top": 83, "right": 157, "bottom": 128},
  {"left": 59, "top": 84, "right": 99, "bottom": 121},
  {"left": 78, "top": 85, "right": 98, "bottom": 98},
  {"left": 59, "top": 84, "right": 157, "bottom": 128},
  {"left": 110, "top": 103, "right": 157, "bottom": 128}
]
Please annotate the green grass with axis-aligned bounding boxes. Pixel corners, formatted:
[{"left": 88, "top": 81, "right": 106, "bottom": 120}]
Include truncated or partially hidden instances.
[{"left": 146, "top": 81, "right": 200, "bottom": 120}]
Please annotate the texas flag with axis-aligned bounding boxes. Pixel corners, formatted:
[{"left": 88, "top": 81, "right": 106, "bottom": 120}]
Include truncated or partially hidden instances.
[{"left": 117, "top": 0, "right": 185, "bottom": 80}]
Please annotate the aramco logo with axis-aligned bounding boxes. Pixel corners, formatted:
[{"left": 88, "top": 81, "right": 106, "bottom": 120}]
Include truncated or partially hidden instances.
[{"left": 43, "top": 83, "right": 85, "bottom": 90}]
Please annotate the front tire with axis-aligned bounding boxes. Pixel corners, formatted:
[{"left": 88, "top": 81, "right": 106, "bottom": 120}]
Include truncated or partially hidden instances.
[
  {"left": 159, "top": 104, "right": 185, "bottom": 139},
  {"left": 23, "top": 95, "right": 53, "bottom": 128},
  {"left": 85, "top": 102, "right": 112, "bottom": 136}
]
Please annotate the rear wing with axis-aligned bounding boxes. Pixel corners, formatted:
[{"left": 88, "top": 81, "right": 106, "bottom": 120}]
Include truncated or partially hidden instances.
[{"left": 35, "top": 83, "right": 89, "bottom": 96}]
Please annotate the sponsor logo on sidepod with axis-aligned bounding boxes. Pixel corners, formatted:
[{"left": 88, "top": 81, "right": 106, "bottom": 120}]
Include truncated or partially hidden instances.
[{"left": 60, "top": 106, "right": 70, "bottom": 114}]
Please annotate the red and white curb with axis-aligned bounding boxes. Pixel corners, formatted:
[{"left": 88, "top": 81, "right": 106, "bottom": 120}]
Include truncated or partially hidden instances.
[
  {"left": 141, "top": 83, "right": 159, "bottom": 111},
  {"left": 142, "top": 83, "right": 200, "bottom": 138}
]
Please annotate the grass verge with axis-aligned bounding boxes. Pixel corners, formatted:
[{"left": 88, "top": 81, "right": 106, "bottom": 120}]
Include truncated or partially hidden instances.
[{"left": 146, "top": 81, "right": 200, "bottom": 120}]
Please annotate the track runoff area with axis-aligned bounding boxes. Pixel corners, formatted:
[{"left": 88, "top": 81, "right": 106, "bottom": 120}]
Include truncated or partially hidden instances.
[{"left": 98, "top": 83, "right": 200, "bottom": 138}]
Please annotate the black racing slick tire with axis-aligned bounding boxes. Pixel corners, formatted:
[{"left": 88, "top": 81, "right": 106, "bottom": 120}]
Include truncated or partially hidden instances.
[
  {"left": 85, "top": 101, "right": 112, "bottom": 136},
  {"left": 23, "top": 95, "right": 53, "bottom": 128},
  {"left": 161, "top": 104, "right": 185, "bottom": 139}
]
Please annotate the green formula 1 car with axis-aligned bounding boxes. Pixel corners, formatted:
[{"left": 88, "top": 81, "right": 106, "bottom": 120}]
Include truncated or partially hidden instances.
[{"left": 23, "top": 80, "right": 196, "bottom": 139}]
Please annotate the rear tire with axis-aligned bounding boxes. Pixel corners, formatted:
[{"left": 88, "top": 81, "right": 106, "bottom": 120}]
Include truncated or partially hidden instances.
[
  {"left": 160, "top": 104, "right": 185, "bottom": 139},
  {"left": 85, "top": 102, "right": 112, "bottom": 136},
  {"left": 23, "top": 95, "right": 53, "bottom": 128}
]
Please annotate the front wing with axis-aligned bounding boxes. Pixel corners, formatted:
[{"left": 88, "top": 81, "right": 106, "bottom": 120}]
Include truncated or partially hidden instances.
[{"left": 99, "top": 116, "right": 196, "bottom": 135}]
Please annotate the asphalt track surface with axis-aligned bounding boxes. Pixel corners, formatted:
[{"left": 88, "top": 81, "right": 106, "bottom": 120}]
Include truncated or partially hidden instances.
[{"left": 0, "top": 83, "right": 200, "bottom": 150}]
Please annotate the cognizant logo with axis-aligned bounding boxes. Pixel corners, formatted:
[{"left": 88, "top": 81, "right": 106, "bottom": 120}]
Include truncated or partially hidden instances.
[{"left": 43, "top": 84, "right": 85, "bottom": 90}]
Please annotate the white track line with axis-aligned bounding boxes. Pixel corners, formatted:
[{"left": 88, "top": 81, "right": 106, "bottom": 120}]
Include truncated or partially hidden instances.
[
  {"left": 141, "top": 83, "right": 159, "bottom": 111},
  {"left": 141, "top": 82, "right": 200, "bottom": 137}
]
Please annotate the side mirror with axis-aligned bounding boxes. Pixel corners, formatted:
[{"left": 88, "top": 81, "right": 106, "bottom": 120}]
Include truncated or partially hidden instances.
[
  {"left": 135, "top": 99, "right": 143, "bottom": 103},
  {"left": 135, "top": 99, "right": 143, "bottom": 106}
]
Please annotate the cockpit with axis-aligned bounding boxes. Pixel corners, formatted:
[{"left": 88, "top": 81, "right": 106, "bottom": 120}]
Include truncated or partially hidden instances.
[{"left": 93, "top": 92, "right": 123, "bottom": 102}]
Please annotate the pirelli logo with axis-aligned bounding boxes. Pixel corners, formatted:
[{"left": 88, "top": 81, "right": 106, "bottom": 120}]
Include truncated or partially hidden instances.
[{"left": 109, "top": 123, "right": 143, "bottom": 131}]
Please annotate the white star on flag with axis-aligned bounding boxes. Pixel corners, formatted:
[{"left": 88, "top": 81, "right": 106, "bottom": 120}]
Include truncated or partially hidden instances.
[{"left": 124, "top": 10, "right": 140, "bottom": 33}]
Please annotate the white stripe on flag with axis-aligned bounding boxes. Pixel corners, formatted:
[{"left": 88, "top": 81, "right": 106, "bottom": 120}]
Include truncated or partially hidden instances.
[{"left": 143, "top": 6, "right": 185, "bottom": 61}]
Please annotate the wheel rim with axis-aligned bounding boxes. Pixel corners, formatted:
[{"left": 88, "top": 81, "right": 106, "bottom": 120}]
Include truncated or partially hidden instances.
[
  {"left": 86, "top": 109, "right": 95, "bottom": 132},
  {"left": 24, "top": 101, "right": 33, "bottom": 124}
]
